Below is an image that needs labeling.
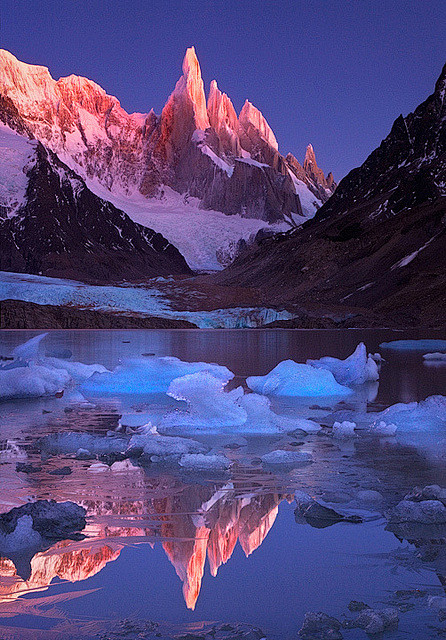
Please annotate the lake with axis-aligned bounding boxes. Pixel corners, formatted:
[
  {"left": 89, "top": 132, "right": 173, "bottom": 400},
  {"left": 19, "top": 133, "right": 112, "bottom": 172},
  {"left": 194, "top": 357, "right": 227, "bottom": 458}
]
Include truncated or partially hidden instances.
[{"left": 0, "top": 329, "right": 445, "bottom": 639}]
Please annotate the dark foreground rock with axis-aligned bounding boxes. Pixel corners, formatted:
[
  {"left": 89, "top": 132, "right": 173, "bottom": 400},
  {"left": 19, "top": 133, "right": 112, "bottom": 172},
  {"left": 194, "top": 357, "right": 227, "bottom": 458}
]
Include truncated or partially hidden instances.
[
  {"left": 215, "top": 63, "right": 446, "bottom": 329},
  {"left": 0, "top": 499, "right": 86, "bottom": 580}
]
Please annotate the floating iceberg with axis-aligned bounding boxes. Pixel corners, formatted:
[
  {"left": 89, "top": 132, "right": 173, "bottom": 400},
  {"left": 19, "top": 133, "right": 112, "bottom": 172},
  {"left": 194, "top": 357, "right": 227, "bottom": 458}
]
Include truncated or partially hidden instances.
[
  {"left": 12, "top": 332, "right": 48, "bottom": 360},
  {"left": 379, "top": 339, "right": 446, "bottom": 351},
  {"left": 307, "top": 342, "right": 379, "bottom": 386},
  {"left": 165, "top": 372, "right": 247, "bottom": 429},
  {"left": 366, "top": 421, "right": 397, "bottom": 436},
  {"left": 423, "top": 352, "right": 446, "bottom": 364},
  {"left": 369, "top": 395, "right": 446, "bottom": 432},
  {"left": 0, "top": 364, "right": 71, "bottom": 400},
  {"left": 81, "top": 356, "right": 234, "bottom": 395},
  {"left": 1, "top": 333, "right": 109, "bottom": 400},
  {"left": 128, "top": 430, "right": 208, "bottom": 459},
  {"left": 246, "top": 360, "right": 352, "bottom": 397},
  {"left": 162, "top": 372, "right": 319, "bottom": 433},
  {"left": 43, "top": 357, "right": 108, "bottom": 382},
  {"left": 179, "top": 453, "right": 232, "bottom": 470},
  {"left": 40, "top": 432, "right": 129, "bottom": 456},
  {"left": 332, "top": 420, "right": 356, "bottom": 439}
]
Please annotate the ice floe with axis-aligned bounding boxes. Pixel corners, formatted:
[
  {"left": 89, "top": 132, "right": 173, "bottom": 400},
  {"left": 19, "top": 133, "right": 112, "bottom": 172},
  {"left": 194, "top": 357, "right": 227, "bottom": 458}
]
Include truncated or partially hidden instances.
[
  {"left": 161, "top": 371, "right": 320, "bottom": 433},
  {"left": 369, "top": 395, "right": 446, "bottom": 432},
  {"left": 246, "top": 360, "right": 352, "bottom": 397},
  {"left": 81, "top": 356, "right": 234, "bottom": 395},
  {"left": 0, "top": 364, "right": 71, "bottom": 400},
  {"left": 332, "top": 420, "right": 356, "bottom": 439},
  {"left": 423, "top": 352, "right": 446, "bottom": 365},
  {"left": 1, "top": 333, "right": 108, "bottom": 400},
  {"left": 179, "top": 453, "right": 232, "bottom": 470},
  {"left": 307, "top": 342, "right": 379, "bottom": 386},
  {"left": 379, "top": 339, "right": 446, "bottom": 351}
]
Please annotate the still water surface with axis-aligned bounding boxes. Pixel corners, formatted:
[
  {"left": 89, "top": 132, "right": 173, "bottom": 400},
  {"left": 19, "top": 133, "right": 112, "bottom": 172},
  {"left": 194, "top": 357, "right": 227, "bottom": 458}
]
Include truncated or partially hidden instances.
[{"left": 0, "top": 329, "right": 445, "bottom": 639}]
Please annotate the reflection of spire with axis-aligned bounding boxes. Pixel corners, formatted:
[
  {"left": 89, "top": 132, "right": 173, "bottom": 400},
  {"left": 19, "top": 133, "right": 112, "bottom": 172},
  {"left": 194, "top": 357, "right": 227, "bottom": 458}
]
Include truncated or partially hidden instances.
[
  {"left": 160, "top": 487, "right": 284, "bottom": 609},
  {"left": 0, "top": 477, "right": 286, "bottom": 612}
]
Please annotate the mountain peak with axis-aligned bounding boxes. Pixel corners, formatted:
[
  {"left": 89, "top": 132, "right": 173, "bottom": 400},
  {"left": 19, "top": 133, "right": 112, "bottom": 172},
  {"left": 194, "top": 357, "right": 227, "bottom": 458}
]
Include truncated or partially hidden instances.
[
  {"left": 172, "top": 46, "right": 209, "bottom": 131},
  {"left": 304, "top": 143, "right": 316, "bottom": 166},
  {"left": 238, "top": 100, "right": 278, "bottom": 151}
]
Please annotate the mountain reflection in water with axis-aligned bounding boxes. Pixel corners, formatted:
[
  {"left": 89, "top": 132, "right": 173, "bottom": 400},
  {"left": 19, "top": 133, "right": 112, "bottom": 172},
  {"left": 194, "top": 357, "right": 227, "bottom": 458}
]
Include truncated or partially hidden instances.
[{"left": 0, "top": 473, "right": 291, "bottom": 611}]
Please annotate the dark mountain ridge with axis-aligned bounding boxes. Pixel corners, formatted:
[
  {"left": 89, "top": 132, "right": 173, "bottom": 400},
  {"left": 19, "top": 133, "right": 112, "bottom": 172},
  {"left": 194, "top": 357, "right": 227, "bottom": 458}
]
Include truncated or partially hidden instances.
[{"left": 214, "top": 63, "right": 446, "bottom": 327}]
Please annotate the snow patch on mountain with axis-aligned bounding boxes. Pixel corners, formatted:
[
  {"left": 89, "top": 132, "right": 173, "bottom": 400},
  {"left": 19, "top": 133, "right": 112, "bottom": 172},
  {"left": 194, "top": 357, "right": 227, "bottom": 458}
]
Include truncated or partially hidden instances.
[
  {"left": 0, "top": 125, "right": 37, "bottom": 218},
  {"left": 86, "top": 182, "right": 288, "bottom": 271}
]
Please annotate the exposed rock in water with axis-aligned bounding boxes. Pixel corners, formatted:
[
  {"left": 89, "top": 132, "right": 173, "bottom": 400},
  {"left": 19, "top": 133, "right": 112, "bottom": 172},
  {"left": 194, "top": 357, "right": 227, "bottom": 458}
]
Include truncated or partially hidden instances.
[{"left": 0, "top": 499, "right": 86, "bottom": 580}]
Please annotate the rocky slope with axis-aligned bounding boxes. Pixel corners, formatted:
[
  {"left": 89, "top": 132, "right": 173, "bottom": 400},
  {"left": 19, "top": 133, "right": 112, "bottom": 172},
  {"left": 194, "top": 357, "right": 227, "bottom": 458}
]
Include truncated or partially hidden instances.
[
  {"left": 0, "top": 48, "right": 335, "bottom": 224},
  {"left": 0, "top": 125, "right": 191, "bottom": 282},
  {"left": 214, "top": 63, "right": 446, "bottom": 327}
]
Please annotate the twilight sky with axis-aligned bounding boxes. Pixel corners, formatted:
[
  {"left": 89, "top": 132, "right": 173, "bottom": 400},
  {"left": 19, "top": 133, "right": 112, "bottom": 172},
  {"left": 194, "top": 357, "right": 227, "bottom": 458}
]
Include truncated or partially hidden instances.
[{"left": 2, "top": 0, "right": 445, "bottom": 180}]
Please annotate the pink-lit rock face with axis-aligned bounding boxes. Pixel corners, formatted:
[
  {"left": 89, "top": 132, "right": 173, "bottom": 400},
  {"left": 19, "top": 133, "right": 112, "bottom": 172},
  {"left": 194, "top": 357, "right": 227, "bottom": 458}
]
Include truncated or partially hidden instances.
[
  {"left": 0, "top": 482, "right": 286, "bottom": 612},
  {"left": 238, "top": 100, "right": 278, "bottom": 152},
  {"left": 0, "top": 47, "right": 336, "bottom": 222},
  {"left": 207, "top": 80, "right": 240, "bottom": 157},
  {"left": 176, "top": 46, "right": 210, "bottom": 132}
]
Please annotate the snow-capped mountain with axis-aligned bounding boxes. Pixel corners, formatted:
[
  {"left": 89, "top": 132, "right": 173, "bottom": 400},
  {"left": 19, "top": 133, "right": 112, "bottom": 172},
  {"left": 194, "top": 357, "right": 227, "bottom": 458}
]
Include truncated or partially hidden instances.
[
  {"left": 0, "top": 48, "right": 335, "bottom": 225},
  {"left": 215, "top": 63, "right": 446, "bottom": 327},
  {"left": 0, "top": 124, "right": 190, "bottom": 282}
]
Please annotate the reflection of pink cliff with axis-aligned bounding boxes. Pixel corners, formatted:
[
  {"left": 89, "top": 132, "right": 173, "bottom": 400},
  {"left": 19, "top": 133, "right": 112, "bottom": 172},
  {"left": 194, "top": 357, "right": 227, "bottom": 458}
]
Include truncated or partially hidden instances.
[
  {"left": 0, "top": 477, "right": 287, "bottom": 611},
  {"left": 158, "top": 484, "right": 285, "bottom": 609}
]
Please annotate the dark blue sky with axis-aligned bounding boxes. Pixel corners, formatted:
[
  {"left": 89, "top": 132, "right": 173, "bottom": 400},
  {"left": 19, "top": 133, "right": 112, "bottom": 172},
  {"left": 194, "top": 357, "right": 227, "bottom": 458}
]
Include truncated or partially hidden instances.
[{"left": 2, "top": 0, "right": 445, "bottom": 180}]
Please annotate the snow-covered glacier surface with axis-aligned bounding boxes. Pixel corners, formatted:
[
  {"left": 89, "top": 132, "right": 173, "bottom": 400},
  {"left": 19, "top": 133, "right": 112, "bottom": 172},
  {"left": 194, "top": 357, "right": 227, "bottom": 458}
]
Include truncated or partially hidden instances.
[
  {"left": 87, "top": 183, "right": 289, "bottom": 271},
  {"left": 0, "top": 328, "right": 446, "bottom": 640},
  {"left": 0, "top": 271, "right": 294, "bottom": 328}
]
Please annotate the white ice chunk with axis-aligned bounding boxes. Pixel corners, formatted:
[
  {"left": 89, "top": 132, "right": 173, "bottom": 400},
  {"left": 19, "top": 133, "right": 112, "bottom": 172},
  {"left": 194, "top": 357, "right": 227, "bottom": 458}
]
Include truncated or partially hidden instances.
[
  {"left": 369, "top": 395, "right": 446, "bottom": 431},
  {"left": 110, "top": 459, "right": 141, "bottom": 473},
  {"left": 128, "top": 431, "right": 207, "bottom": 457},
  {"left": 246, "top": 360, "right": 352, "bottom": 397},
  {"left": 0, "top": 364, "right": 71, "bottom": 400},
  {"left": 423, "top": 352, "right": 446, "bottom": 363},
  {"left": 163, "top": 372, "right": 318, "bottom": 433},
  {"left": 81, "top": 356, "right": 234, "bottom": 395},
  {"left": 307, "top": 342, "right": 379, "bottom": 386},
  {"left": 165, "top": 372, "right": 247, "bottom": 429},
  {"left": 238, "top": 393, "right": 321, "bottom": 433},
  {"left": 367, "top": 420, "right": 397, "bottom": 436},
  {"left": 12, "top": 332, "right": 48, "bottom": 361},
  {"left": 179, "top": 453, "right": 232, "bottom": 470},
  {"left": 43, "top": 357, "right": 109, "bottom": 382},
  {"left": 332, "top": 421, "right": 356, "bottom": 439}
]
